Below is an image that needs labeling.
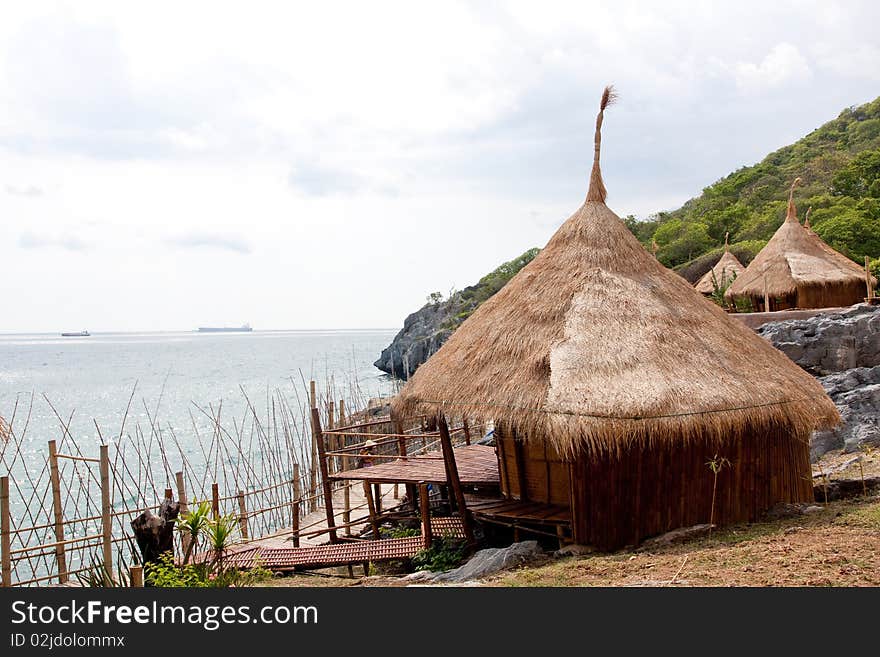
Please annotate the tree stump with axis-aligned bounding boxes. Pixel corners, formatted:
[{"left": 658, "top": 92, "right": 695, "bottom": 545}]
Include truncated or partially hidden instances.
[{"left": 131, "top": 499, "right": 180, "bottom": 568}]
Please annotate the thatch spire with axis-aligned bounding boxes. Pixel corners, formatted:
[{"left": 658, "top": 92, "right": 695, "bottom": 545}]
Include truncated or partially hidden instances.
[
  {"left": 804, "top": 206, "right": 812, "bottom": 230},
  {"left": 724, "top": 231, "right": 730, "bottom": 252},
  {"left": 785, "top": 177, "right": 802, "bottom": 222},
  {"left": 586, "top": 85, "right": 617, "bottom": 203}
]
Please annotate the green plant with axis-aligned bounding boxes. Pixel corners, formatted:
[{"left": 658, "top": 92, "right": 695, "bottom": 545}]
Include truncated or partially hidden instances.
[
  {"left": 709, "top": 270, "right": 737, "bottom": 307},
  {"left": 380, "top": 525, "right": 421, "bottom": 539},
  {"left": 204, "top": 513, "right": 240, "bottom": 568},
  {"left": 706, "top": 454, "right": 731, "bottom": 530},
  {"left": 145, "top": 551, "right": 273, "bottom": 588},
  {"left": 175, "top": 500, "right": 212, "bottom": 564},
  {"left": 411, "top": 535, "right": 467, "bottom": 572}
]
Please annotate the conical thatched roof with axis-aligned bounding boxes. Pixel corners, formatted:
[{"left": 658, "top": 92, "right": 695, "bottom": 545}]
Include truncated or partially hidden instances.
[
  {"left": 394, "top": 89, "right": 838, "bottom": 456},
  {"left": 726, "top": 179, "right": 872, "bottom": 305},
  {"left": 694, "top": 236, "right": 745, "bottom": 294}
]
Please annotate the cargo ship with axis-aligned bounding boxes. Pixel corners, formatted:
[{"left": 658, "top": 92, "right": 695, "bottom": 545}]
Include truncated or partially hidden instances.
[
  {"left": 196, "top": 324, "right": 253, "bottom": 333},
  {"left": 61, "top": 330, "right": 90, "bottom": 337}
]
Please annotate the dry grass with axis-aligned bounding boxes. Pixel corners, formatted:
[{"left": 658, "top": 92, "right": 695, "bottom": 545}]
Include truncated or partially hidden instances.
[{"left": 491, "top": 498, "right": 880, "bottom": 587}]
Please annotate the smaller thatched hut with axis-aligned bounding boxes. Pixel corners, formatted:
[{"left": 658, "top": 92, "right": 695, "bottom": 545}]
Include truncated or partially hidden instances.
[
  {"left": 694, "top": 234, "right": 745, "bottom": 295},
  {"left": 726, "top": 179, "right": 874, "bottom": 310}
]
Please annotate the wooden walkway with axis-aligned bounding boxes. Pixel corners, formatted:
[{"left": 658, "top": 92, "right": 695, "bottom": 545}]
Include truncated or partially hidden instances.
[
  {"left": 222, "top": 516, "right": 466, "bottom": 572},
  {"left": 329, "top": 444, "right": 500, "bottom": 486}
]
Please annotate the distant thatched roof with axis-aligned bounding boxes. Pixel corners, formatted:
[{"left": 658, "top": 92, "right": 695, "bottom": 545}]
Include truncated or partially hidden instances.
[
  {"left": 726, "top": 179, "right": 872, "bottom": 303},
  {"left": 694, "top": 237, "right": 745, "bottom": 294},
  {"left": 394, "top": 89, "right": 838, "bottom": 456}
]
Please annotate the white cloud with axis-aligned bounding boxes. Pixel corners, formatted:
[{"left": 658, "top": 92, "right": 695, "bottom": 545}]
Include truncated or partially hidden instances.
[
  {"left": 734, "top": 43, "right": 813, "bottom": 92},
  {"left": 0, "top": 1, "right": 878, "bottom": 331}
]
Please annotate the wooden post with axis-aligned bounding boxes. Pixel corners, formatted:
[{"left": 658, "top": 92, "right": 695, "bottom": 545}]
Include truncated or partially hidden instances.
[
  {"left": 419, "top": 482, "right": 432, "bottom": 549},
  {"left": 866, "top": 256, "right": 874, "bottom": 300},
  {"left": 1, "top": 476, "right": 10, "bottom": 587},
  {"left": 211, "top": 483, "right": 220, "bottom": 520},
  {"left": 48, "top": 440, "right": 68, "bottom": 583},
  {"left": 373, "top": 483, "right": 382, "bottom": 514},
  {"left": 175, "top": 471, "right": 188, "bottom": 514},
  {"left": 164, "top": 487, "right": 173, "bottom": 501},
  {"left": 309, "top": 380, "right": 316, "bottom": 410},
  {"left": 175, "top": 471, "right": 191, "bottom": 555},
  {"left": 100, "top": 444, "right": 112, "bottom": 570},
  {"left": 237, "top": 491, "right": 249, "bottom": 540},
  {"left": 311, "top": 407, "right": 337, "bottom": 542},
  {"left": 291, "top": 463, "right": 301, "bottom": 547},
  {"left": 438, "top": 415, "right": 474, "bottom": 545},
  {"left": 327, "top": 401, "right": 335, "bottom": 476},
  {"left": 343, "top": 482, "right": 351, "bottom": 536},
  {"left": 763, "top": 275, "right": 770, "bottom": 312},
  {"left": 129, "top": 565, "right": 144, "bottom": 588},
  {"left": 362, "top": 480, "right": 380, "bottom": 539},
  {"left": 463, "top": 419, "right": 471, "bottom": 445}
]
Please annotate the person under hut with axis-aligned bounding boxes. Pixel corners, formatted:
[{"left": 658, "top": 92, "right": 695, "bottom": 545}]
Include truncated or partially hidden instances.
[{"left": 357, "top": 439, "right": 376, "bottom": 468}]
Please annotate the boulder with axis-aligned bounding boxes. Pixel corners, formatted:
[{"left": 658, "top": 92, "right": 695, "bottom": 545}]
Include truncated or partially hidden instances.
[
  {"left": 430, "top": 540, "right": 546, "bottom": 583},
  {"left": 811, "top": 365, "right": 880, "bottom": 458},
  {"left": 757, "top": 304, "right": 880, "bottom": 376}
]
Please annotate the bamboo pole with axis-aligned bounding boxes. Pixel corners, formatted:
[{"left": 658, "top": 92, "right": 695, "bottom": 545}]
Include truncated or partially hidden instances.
[
  {"left": 48, "top": 440, "right": 68, "bottom": 584},
  {"left": 309, "top": 381, "right": 318, "bottom": 511},
  {"left": 362, "top": 480, "right": 380, "bottom": 539},
  {"left": 129, "top": 565, "right": 144, "bottom": 587},
  {"left": 419, "top": 482, "right": 432, "bottom": 549},
  {"left": 311, "top": 407, "right": 337, "bottom": 542},
  {"left": 463, "top": 419, "right": 471, "bottom": 445},
  {"left": 327, "top": 401, "right": 335, "bottom": 477},
  {"left": 290, "top": 463, "right": 301, "bottom": 546},
  {"left": 100, "top": 444, "right": 112, "bottom": 570},
  {"left": 211, "top": 483, "right": 220, "bottom": 520},
  {"left": 438, "top": 415, "right": 474, "bottom": 545},
  {"left": 237, "top": 492, "right": 249, "bottom": 540},
  {"left": 866, "top": 256, "right": 874, "bottom": 300},
  {"left": 1, "top": 476, "right": 10, "bottom": 587}
]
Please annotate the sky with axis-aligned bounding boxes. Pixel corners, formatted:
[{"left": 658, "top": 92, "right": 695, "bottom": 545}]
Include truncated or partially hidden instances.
[{"left": 1, "top": 1, "right": 878, "bottom": 332}]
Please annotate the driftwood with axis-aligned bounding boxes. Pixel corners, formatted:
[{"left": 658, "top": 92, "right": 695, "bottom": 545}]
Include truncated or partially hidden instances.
[{"left": 131, "top": 499, "right": 180, "bottom": 566}]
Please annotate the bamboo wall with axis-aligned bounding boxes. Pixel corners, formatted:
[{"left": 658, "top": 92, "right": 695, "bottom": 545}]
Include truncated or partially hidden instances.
[
  {"left": 496, "top": 424, "right": 570, "bottom": 506},
  {"left": 497, "top": 423, "right": 813, "bottom": 551},
  {"left": 739, "top": 279, "right": 865, "bottom": 312}
]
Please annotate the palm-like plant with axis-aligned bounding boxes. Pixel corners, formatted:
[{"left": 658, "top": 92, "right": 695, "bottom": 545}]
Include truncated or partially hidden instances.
[
  {"left": 175, "top": 501, "right": 212, "bottom": 564},
  {"left": 204, "top": 514, "right": 239, "bottom": 570}
]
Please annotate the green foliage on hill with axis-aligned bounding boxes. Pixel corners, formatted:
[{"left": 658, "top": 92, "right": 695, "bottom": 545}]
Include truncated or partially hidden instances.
[
  {"left": 627, "top": 96, "right": 880, "bottom": 272},
  {"left": 429, "top": 247, "right": 541, "bottom": 331}
]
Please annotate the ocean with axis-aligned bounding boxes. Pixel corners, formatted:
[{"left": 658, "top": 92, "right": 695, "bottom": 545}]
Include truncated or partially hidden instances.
[{"left": 0, "top": 328, "right": 397, "bottom": 505}]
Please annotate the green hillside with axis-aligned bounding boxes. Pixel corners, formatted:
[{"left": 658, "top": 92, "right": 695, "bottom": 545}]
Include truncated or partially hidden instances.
[{"left": 626, "top": 95, "right": 880, "bottom": 280}]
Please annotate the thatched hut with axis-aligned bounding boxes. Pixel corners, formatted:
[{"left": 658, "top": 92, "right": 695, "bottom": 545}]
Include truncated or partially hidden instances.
[
  {"left": 394, "top": 88, "right": 839, "bottom": 550},
  {"left": 725, "top": 180, "right": 872, "bottom": 310},
  {"left": 694, "top": 234, "right": 745, "bottom": 295}
]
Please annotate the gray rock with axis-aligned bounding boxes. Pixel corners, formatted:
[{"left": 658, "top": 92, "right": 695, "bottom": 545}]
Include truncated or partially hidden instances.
[
  {"left": 373, "top": 300, "right": 463, "bottom": 378},
  {"left": 811, "top": 365, "right": 880, "bottom": 458},
  {"left": 402, "top": 570, "right": 436, "bottom": 582},
  {"left": 758, "top": 304, "right": 880, "bottom": 376},
  {"left": 803, "top": 505, "right": 824, "bottom": 514},
  {"left": 431, "top": 540, "right": 545, "bottom": 583},
  {"left": 642, "top": 523, "right": 714, "bottom": 548}
]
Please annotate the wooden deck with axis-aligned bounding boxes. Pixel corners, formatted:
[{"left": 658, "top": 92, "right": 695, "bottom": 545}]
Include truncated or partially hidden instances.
[
  {"left": 329, "top": 444, "right": 500, "bottom": 487},
  {"left": 467, "top": 496, "right": 572, "bottom": 541}
]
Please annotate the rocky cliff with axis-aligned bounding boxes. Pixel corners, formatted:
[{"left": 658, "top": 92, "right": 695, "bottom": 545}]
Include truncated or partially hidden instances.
[
  {"left": 757, "top": 304, "right": 880, "bottom": 459},
  {"left": 374, "top": 248, "right": 539, "bottom": 378}
]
